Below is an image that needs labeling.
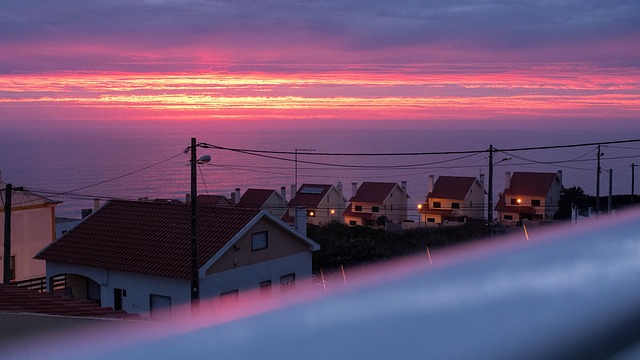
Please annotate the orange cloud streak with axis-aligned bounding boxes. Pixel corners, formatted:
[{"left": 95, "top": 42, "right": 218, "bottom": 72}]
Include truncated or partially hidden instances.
[{"left": 1, "top": 65, "right": 638, "bottom": 121}]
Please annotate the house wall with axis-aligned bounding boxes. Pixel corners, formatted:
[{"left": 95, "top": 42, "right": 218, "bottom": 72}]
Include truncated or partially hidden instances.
[
  {"left": 384, "top": 186, "right": 408, "bottom": 223},
  {"left": 0, "top": 204, "right": 56, "bottom": 281},
  {"left": 263, "top": 193, "right": 287, "bottom": 218},
  {"left": 545, "top": 179, "right": 563, "bottom": 219},
  {"left": 465, "top": 181, "right": 485, "bottom": 219},
  {"left": 206, "top": 218, "right": 310, "bottom": 273},
  {"left": 307, "top": 187, "right": 346, "bottom": 225},
  {"left": 46, "top": 262, "right": 189, "bottom": 318},
  {"left": 201, "top": 252, "right": 312, "bottom": 303}
]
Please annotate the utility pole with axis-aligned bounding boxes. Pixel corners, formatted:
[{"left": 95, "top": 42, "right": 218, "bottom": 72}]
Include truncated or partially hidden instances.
[
  {"left": 190, "top": 137, "right": 199, "bottom": 313},
  {"left": 632, "top": 163, "right": 638, "bottom": 204},
  {"left": 3, "top": 183, "right": 12, "bottom": 284},
  {"left": 487, "top": 145, "right": 494, "bottom": 237},
  {"left": 608, "top": 169, "right": 613, "bottom": 215},
  {"left": 595, "top": 144, "right": 601, "bottom": 217}
]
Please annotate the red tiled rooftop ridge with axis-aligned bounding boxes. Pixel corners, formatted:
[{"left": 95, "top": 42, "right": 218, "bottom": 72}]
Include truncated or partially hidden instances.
[
  {"left": 504, "top": 172, "right": 561, "bottom": 196},
  {"left": 427, "top": 176, "right": 478, "bottom": 200},
  {"left": 350, "top": 182, "right": 399, "bottom": 203},
  {"left": 288, "top": 184, "right": 331, "bottom": 208},
  {"left": 235, "top": 188, "right": 278, "bottom": 209},
  {"left": 36, "top": 200, "right": 261, "bottom": 279}
]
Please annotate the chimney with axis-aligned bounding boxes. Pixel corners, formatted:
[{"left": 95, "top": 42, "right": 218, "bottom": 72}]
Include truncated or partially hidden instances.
[
  {"left": 505, "top": 172, "right": 511, "bottom": 190},
  {"left": 428, "top": 175, "right": 435, "bottom": 193},
  {"left": 234, "top": 188, "right": 241, "bottom": 204},
  {"left": 230, "top": 192, "right": 236, "bottom": 204},
  {"left": 281, "top": 186, "right": 287, "bottom": 202},
  {"left": 295, "top": 207, "right": 307, "bottom": 236},
  {"left": 401, "top": 180, "right": 407, "bottom": 192},
  {"left": 351, "top": 182, "right": 358, "bottom": 198},
  {"left": 93, "top": 199, "right": 101, "bottom": 211},
  {"left": 337, "top": 181, "right": 343, "bottom": 196},
  {"left": 291, "top": 184, "right": 297, "bottom": 199},
  {"left": 557, "top": 170, "right": 563, "bottom": 184},
  {"left": 479, "top": 173, "right": 485, "bottom": 187},
  {"left": 185, "top": 193, "right": 191, "bottom": 204}
]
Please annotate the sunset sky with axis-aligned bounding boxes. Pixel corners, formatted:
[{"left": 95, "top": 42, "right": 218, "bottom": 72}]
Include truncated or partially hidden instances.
[{"left": 1, "top": 1, "right": 639, "bottom": 124}]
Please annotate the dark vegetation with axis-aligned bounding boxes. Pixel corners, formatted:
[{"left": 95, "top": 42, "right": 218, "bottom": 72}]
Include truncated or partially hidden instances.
[
  {"left": 554, "top": 186, "right": 640, "bottom": 220},
  {"left": 309, "top": 220, "right": 486, "bottom": 273}
]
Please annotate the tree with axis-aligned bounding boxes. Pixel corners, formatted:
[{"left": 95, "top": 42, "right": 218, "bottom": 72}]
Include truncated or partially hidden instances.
[{"left": 554, "top": 186, "right": 592, "bottom": 220}]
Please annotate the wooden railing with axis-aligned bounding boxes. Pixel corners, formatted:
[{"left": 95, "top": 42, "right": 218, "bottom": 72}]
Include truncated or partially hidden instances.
[{"left": 11, "top": 274, "right": 67, "bottom": 293}]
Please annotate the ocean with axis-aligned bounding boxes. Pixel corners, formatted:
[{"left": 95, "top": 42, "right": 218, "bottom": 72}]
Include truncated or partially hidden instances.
[{"left": 1, "top": 119, "right": 639, "bottom": 218}]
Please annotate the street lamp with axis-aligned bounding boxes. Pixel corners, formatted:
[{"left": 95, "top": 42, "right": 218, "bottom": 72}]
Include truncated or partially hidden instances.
[
  {"left": 188, "top": 137, "right": 210, "bottom": 313},
  {"left": 417, "top": 204, "right": 423, "bottom": 227}
]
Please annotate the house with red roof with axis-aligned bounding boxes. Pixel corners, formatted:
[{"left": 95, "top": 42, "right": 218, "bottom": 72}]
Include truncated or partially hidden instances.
[
  {"left": 35, "top": 199, "right": 319, "bottom": 319},
  {"left": 495, "top": 171, "right": 564, "bottom": 226},
  {"left": 284, "top": 183, "right": 347, "bottom": 226},
  {"left": 234, "top": 188, "right": 288, "bottom": 218},
  {"left": 196, "top": 194, "right": 233, "bottom": 207},
  {"left": 343, "top": 181, "right": 409, "bottom": 227},
  {"left": 419, "top": 175, "right": 485, "bottom": 226},
  {"left": 0, "top": 180, "right": 61, "bottom": 283}
]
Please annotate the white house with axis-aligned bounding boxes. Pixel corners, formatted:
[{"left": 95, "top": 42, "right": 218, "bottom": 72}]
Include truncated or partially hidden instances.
[
  {"left": 284, "top": 183, "right": 347, "bottom": 226},
  {"left": 36, "top": 199, "right": 319, "bottom": 319},
  {"left": 234, "top": 188, "right": 288, "bottom": 218},
  {"left": 343, "top": 181, "right": 409, "bottom": 226},
  {"left": 495, "top": 171, "right": 564, "bottom": 226},
  {"left": 419, "top": 175, "right": 485, "bottom": 226}
]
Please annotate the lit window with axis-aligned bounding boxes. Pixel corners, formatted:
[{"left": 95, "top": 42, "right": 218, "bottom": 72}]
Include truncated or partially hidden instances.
[{"left": 252, "top": 231, "right": 268, "bottom": 251}]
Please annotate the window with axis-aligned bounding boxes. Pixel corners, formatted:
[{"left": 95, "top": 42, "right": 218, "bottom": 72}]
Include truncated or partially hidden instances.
[
  {"left": 372, "top": 206, "right": 379, "bottom": 213},
  {"left": 427, "top": 218, "right": 436, "bottom": 223},
  {"left": 504, "top": 215, "right": 513, "bottom": 220},
  {"left": 452, "top": 203, "right": 460, "bottom": 209},
  {"left": 349, "top": 220, "right": 357, "bottom": 226},
  {"left": 531, "top": 199, "right": 541, "bottom": 207},
  {"left": 251, "top": 231, "right": 268, "bottom": 251},
  {"left": 355, "top": 205, "right": 362, "bottom": 211},
  {"left": 260, "top": 280, "right": 272, "bottom": 296},
  {"left": 280, "top": 273, "right": 295, "bottom": 291},
  {"left": 433, "top": 202, "right": 441, "bottom": 208},
  {"left": 150, "top": 294, "right": 171, "bottom": 320}
]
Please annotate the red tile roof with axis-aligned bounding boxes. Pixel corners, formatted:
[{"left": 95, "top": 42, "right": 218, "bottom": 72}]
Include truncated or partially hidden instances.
[
  {"left": 236, "top": 189, "right": 279, "bottom": 209},
  {"left": 36, "top": 200, "right": 261, "bottom": 280},
  {"left": 427, "top": 176, "right": 478, "bottom": 200},
  {"left": 0, "top": 284, "right": 137, "bottom": 319},
  {"left": 288, "top": 184, "right": 331, "bottom": 208},
  {"left": 504, "top": 172, "right": 560, "bottom": 196},
  {"left": 350, "top": 182, "right": 399, "bottom": 203},
  {"left": 197, "top": 194, "right": 233, "bottom": 207}
]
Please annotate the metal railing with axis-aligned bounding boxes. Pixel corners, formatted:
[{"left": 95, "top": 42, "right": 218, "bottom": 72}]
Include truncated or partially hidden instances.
[{"left": 11, "top": 274, "right": 67, "bottom": 293}]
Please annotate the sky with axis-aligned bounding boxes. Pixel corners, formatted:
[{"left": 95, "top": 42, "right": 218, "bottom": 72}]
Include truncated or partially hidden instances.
[{"left": 1, "top": 0, "right": 639, "bottom": 124}]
